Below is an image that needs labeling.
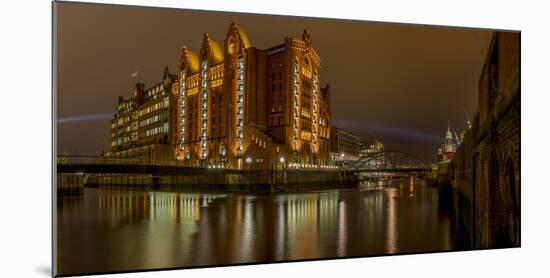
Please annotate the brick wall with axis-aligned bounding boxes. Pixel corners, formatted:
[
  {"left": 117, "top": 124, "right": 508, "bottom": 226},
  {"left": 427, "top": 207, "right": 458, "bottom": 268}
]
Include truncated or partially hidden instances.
[{"left": 444, "top": 31, "right": 520, "bottom": 249}]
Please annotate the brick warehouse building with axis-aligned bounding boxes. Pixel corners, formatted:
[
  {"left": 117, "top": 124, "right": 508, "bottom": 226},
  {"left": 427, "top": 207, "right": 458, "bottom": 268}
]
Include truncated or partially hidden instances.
[
  {"left": 107, "top": 21, "right": 333, "bottom": 169},
  {"left": 106, "top": 67, "right": 179, "bottom": 162},
  {"left": 444, "top": 32, "right": 520, "bottom": 249},
  {"left": 175, "top": 21, "right": 332, "bottom": 169}
]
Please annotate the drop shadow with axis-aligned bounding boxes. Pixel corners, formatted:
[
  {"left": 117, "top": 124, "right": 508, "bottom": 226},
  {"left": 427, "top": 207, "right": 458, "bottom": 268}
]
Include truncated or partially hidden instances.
[{"left": 35, "top": 265, "right": 51, "bottom": 277}]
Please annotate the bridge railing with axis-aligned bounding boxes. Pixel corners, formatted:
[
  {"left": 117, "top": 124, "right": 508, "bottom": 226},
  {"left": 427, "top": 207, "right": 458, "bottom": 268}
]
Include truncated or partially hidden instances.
[{"left": 57, "top": 156, "right": 183, "bottom": 167}]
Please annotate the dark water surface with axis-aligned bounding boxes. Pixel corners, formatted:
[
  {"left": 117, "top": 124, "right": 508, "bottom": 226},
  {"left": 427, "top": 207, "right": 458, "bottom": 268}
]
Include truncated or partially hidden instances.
[{"left": 56, "top": 179, "right": 455, "bottom": 275}]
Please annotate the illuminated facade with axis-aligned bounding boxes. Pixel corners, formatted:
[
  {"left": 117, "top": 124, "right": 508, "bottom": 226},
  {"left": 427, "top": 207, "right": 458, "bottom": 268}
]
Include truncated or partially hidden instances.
[
  {"left": 360, "top": 139, "right": 384, "bottom": 159},
  {"left": 175, "top": 21, "right": 332, "bottom": 169},
  {"left": 330, "top": 127, "right": 361, "bottom": 161},
  {"left": 107, "top": 68, "right": 179, "bottom": 162},
  {"left": 360, "top": 139, "right": 385, "bottom": 168}
]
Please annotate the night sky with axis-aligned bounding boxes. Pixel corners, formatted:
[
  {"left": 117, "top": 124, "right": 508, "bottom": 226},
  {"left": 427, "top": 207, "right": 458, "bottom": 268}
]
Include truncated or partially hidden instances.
[{"left": 56, "top": 2, "right": 493, "bottom": 163}]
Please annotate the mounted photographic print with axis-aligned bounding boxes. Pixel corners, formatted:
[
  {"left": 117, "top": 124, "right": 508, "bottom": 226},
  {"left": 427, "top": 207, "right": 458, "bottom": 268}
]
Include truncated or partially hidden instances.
[{"left": 53, "top": 1, "right": 520, "bottom": 276}]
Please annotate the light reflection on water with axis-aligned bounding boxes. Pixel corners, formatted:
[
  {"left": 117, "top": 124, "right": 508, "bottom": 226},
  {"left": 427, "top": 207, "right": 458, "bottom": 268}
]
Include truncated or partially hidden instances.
[{"left": 56, "top": 179, "right": 454, "bottom": 275}]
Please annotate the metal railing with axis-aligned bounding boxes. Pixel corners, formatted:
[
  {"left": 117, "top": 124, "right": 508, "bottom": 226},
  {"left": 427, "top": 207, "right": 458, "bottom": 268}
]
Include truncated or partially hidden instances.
[
  {"left": 57, "top": 156, "right": 348, "bottom": 173},
  {"left": 57, "top": 155, "right": 184, "bottom": 167}
]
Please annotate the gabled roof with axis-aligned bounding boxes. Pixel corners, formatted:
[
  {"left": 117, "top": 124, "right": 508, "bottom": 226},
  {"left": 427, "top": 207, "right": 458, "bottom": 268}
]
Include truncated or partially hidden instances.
[
  {"left": 179, "top": 46, "right": 199, "bottom": 74},
  {"left": 201, "top": 33, "right": 224, "bottom": 65},
  {"left": 225, "top": 21, "right": 251, "bottom": 52},
  {"left": 162, "top": 66, "right": 177, "bottom": 81},
  {"left": 233, "top": 21, "right": 251, "bottom": 49}
]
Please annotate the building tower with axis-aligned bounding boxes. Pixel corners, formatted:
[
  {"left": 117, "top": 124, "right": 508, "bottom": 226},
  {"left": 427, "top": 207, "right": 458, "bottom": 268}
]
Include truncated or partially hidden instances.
[{"left": 438, "top": 121, "right": 457, "bottom": 162}]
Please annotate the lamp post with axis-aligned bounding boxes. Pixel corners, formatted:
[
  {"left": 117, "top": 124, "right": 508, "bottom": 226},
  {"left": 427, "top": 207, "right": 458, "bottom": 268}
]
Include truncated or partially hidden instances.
[
  {"left": 220, "top": 146, "right": 226, "bottom": 168},
  {"left": 245, "top": 156, "right": 252, "bottom": 170},
  {"left": 237, "top": 148, "right": 243, "bottom": 170},
  {"left": 279, "top": 156, "right": 286, "bottom": 185},
  {"left": 184, "top": 151, "right": 190, "bottom": 167}
]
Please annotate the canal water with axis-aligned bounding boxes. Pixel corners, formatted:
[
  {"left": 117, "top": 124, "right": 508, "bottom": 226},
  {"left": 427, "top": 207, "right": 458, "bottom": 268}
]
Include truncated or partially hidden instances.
[{"left": 56, "top": 178, "right": 456, "bottom": 275}]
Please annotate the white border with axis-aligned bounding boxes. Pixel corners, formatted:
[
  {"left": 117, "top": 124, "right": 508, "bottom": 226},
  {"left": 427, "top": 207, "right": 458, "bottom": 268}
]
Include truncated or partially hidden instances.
[{"left": 1, "top": 0, "right": 549, "bottom": 277}]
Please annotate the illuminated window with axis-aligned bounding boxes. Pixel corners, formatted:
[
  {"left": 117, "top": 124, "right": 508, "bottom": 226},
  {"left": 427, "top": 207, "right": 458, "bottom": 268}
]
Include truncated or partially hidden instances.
[
  {"left": 236, "top": 56, "right": 245, "bottom": 152},
  {"left": 200, "top": 53, "right": 209, "bottom": 159}
]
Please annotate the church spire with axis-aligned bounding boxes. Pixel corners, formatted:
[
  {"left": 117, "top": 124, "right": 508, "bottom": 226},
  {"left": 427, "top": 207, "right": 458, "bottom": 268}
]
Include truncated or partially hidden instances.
[{"left": 445, "top": 120, "right": 453, "bottom": 141}]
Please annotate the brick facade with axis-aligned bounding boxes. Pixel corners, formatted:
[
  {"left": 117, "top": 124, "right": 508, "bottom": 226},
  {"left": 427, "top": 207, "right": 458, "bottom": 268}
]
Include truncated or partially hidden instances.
[
  {"left": 174, "top": 21, "right": 332, "bottom": 169},
  {"left": 106, "top": 68, "right": 179, "bottom": 162},
  {"left": 445, "top": 32, "right": 520, "bottom": 249}
]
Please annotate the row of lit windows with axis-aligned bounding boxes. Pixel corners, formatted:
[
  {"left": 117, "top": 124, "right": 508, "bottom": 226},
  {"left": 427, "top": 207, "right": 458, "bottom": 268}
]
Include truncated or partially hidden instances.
[
  {"left": 111, "top": 134, "right": 136, "bottom": 147},
  {"left": 209, "top": 64, "right": 224, "bottom": 81},
  {"left": 117, "top": 100, "right": 133, "bottom": 113},
  {"left": 140, "top": 113, "right": 163, "bottom": 128},
  {"left": 299, "top": 120, "right": 313, "bottom": 132},
  {"left": 301, "top": 108, "right": 311, "bottom": 119},
  {"left": 138, "top": 97, "right": 169, "bottom": 117},
  {"left": 145, "top": 84, "right": 164, "bottom": 98},
  {"left": 236, "top": 56, "right": 245, "bottom": 153},
  {"left": 293, "top": 60, "right": 300, "bottom": 143},
  {"left": 300, "top": 131, "right": 312, "bottom": 141},
  {"left": 180, "top": 68, "right": 186, "bottom": 150},
  {"left": 362, "top": 146, "right": 383, "bottom": 153},
  {"left": 318, "top": 117, "right": 327, "bottom": 127},
  {"left": 141, "top": 124, "right": 168, "bottom": 138},
  {"left": 333, "top": 136, "right": 361, "bottom": 145},
  {"left": 301, "top": 66, "right": 312, "bottom": 79},
  {"left": 318, "top": 127, "right": 329, "bottom": 139},
  {"left": 200, "top": 56, "right": 209, "bottom": 159},
  {"left": 312, "top": 74, "right": 319, "bottom": 148},
  {"left": 251, "top": 134, "right": 267, "bottom": 149},
  {"left": 184, "top": 75, "right": 199, "bottom": 89},
  {"left": 210, "top": 71, "right": 224, "bottom": 81},
  {"left": 210, "top": 79, "right": 223, "bottom": 88},
  {"left": 117, "top": 123, "right": 137, "bottom": 135}
]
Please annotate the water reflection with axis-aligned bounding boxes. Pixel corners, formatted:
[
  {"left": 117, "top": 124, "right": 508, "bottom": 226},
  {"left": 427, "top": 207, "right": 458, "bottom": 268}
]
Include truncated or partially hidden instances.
[
  {"left": 57, "top": 179, "right": 454, "bottom": 275},
  {"left": 386, "top": 188, "right": 398, "bottom": 254}
]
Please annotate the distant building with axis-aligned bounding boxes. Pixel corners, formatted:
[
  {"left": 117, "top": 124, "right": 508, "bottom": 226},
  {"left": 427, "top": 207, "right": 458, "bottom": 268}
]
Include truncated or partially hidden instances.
[
  {"left": 105, "top": 67, "right": 178, "bottom": 162},
  {"left": 360, "top": 139, "right": 384, "bottom": 158},
  {"left": 330, "top": 127, "right": 361, "bottom": 161},
  {"left": 437, "top": 123, "right": 457, "bottom": 162},
  {"left": 360, "top": 139, "right": 385, "bottom": 168}
]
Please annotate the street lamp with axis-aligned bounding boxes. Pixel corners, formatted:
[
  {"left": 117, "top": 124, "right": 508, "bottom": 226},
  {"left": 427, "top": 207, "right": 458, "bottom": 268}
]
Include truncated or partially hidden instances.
[
  {"left": 220, "top": 146, "right": 226, "bottom": 168},
  {"left": 245, "top": 156, "right": 252, "bottom": 171},
  {"left": 279, "top": 156, "right": 287, "bottom": 185}
]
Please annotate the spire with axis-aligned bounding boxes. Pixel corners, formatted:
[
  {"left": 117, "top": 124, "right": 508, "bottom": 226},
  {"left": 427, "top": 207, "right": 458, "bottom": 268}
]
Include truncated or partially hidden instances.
[
  {"left": 445, "top": 120, "right": 453, "bottom": 141},
  {"left": 302, "top": 29, "right": 311, "bottom": 46}
]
